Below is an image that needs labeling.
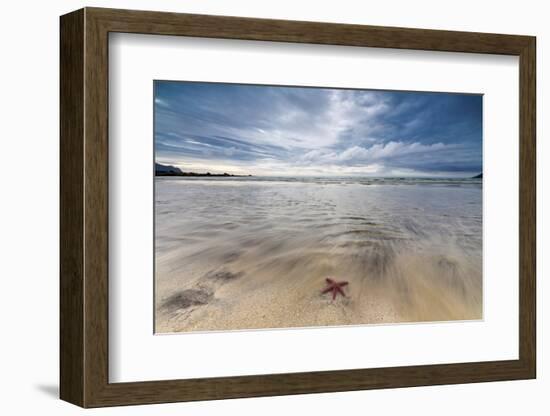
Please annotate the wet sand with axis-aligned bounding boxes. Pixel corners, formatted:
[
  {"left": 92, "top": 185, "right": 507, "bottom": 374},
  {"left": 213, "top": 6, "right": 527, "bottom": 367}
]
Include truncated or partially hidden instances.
[{"left": 155, "top": 177, "right": 482, "bottom": 333}]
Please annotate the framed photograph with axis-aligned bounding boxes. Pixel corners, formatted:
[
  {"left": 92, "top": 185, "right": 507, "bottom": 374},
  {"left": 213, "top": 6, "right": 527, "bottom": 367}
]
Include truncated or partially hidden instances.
[{"left": 60, "top": 7, "right": 536, "bottom": 407}]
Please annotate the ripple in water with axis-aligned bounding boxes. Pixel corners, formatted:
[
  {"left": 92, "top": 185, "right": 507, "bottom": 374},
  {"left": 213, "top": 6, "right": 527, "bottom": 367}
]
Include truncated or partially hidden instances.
[{"left": 155, "top": 177, "right": 482, "bottom": 333}]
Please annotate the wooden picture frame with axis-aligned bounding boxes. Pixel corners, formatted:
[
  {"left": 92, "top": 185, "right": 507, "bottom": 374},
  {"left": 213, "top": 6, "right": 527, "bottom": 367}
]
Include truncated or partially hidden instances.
[{"left": 60, "top": 7, "right": 536, "bottom": 408}]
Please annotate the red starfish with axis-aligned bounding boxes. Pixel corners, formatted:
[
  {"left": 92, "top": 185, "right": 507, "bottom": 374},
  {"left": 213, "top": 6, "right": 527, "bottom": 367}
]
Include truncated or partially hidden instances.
[{"left": 321, "top": 278, "right": 349, "bottom": 300}]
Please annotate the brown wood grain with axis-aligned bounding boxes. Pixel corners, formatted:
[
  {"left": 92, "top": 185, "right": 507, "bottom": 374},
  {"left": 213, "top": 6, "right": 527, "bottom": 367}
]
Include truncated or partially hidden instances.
[
  {"left": 60, "top": 7, "right": 537, "bottom": 408},
  {"left": 59, "top": 8, "right": 85, "bottom": 407},
  {"left": 519, "top": 38, "right": 537, "bottom": 375}
]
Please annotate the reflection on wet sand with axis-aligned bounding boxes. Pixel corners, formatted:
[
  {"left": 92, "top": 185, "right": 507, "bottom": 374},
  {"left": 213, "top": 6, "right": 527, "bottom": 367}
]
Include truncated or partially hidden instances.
[{"left": 155, "top": 177, "right": 482, "bottom": 333}]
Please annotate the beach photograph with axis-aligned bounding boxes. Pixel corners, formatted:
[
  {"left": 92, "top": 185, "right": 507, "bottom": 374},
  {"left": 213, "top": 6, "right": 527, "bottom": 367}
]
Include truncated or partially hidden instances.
[{"left": 154, "top": 81, "right": 483, "bottom": 334}]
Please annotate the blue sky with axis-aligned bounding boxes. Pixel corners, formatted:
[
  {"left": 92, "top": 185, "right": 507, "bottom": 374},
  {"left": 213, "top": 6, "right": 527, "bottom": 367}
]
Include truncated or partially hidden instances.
[{"left": 154, "top": 81, "right": 482, "bottom": 177}]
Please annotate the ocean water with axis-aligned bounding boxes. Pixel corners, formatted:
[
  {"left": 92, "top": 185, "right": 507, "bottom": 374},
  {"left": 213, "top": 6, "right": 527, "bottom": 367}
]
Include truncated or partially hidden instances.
[{"left": 155, "top": 177, "right": 482, "bottom": 332}]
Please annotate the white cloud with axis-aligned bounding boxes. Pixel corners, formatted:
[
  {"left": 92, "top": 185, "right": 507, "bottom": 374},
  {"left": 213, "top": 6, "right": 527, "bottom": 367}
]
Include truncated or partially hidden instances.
[
  {"left": 186, "top": 139, "right": 212, "bottom": 147},
  {"left": 299, "top": 141, "right": 449, "bottom": 166},
  {"left": 154, "top": 97, "right": 170, "bottom": 108},
  {"left": 162, "top": 157, "right": 385, "bottom": 177},
  {"left": 219, "top": 89, "right": 389, "bottom": 151}
]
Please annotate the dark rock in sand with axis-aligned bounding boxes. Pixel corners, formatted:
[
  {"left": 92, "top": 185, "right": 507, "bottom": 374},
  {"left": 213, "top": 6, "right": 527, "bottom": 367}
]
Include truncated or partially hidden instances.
[
  {"left": 205, "top": 269, "right": 244, "bottom": 281},
  {"left": 161, "top": 287, "right": 213, "bottom": 312},
  {"left": 436, "top": 256, "right": 459, "bottom": 273}
]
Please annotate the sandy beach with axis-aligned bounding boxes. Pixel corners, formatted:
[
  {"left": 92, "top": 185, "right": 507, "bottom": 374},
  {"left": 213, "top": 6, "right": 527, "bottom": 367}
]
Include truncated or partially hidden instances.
[{"left": 155, "top": 177, "right": 482, "bottom": 333}]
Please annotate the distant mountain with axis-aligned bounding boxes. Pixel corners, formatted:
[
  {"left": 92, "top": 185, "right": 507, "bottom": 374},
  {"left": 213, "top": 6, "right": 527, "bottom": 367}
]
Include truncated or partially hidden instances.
[
  {"left": 155, "top": 162, "right": 251, "bottom": 177},
  {"left": 472, "top": 173, "right": 482, "bottom": 179},
  {"left": 155, "top": 163, "right": 182, "bottom": 175}
]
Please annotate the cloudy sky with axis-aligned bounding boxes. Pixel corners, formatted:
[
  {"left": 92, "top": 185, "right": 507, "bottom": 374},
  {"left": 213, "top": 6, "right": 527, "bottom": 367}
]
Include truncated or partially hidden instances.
[{"left": 154, "top": 81, "right": 482, "bottom": 177}]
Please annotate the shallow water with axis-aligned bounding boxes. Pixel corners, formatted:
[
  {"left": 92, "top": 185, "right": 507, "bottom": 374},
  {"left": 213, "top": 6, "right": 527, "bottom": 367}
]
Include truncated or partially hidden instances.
[{"left": 155, "top": 177, "right": 482, "bottom": 333}]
